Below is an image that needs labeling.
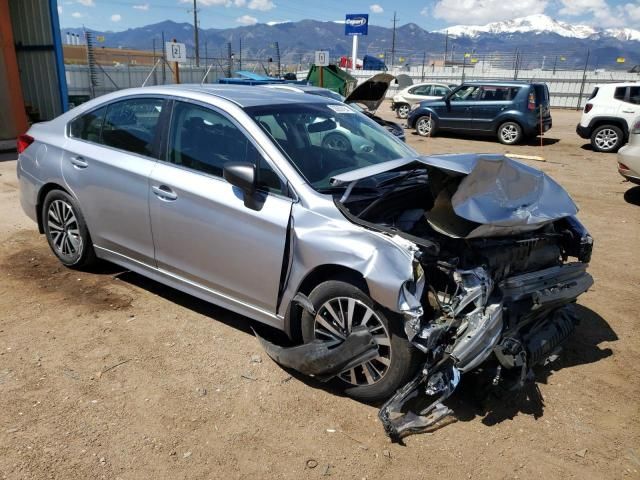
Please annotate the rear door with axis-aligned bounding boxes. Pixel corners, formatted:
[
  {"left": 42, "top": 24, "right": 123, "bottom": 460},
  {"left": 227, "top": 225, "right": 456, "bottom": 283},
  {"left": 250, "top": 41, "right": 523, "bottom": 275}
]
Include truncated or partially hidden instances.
[
  {"left": 62, "top": 97, "right": 166, "bottom": 265},
  {"left": 473, "top": 86, "right": 521, "bottom": 131},
  {"left": 616, "top": 86, "right": 640, "bottom": 130},
  {"left": 148, "top": 99, "right": 293, "bottom": 314}
]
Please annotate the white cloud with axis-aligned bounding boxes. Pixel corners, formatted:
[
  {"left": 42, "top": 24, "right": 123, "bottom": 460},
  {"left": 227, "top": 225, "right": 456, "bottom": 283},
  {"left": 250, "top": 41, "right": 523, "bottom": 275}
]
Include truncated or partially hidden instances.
[
  {"left": 432, "top": 0, "right": 547, "bottom": 24},
  {"left": 248, "top": 0, "right": 274, "bottom": 11},
  {"left": 266, "top": 19, "right": 290, "bottom": 25},
  {"left": 111, "top": 13, "right": 121, "bottom": 22},
  {"left": 71, "top": 11, "right": 84, "bottom": 18},
  {"left": 236, "top": 14, "right": 258, "bottom": 25},
  {"left": 76, "top": 0, "right": 95, "bottom": 6},
  {"left": 559, "top": 0, "right": 640, "bottom": 27},
  {"left": 234, "top": 0, "right": 246, "bottom": 6},
  {"left": 370, "top": 4, "right": 384, "bottom": 13},
  {"left": 132, "top": 3, "right": 149, "bottom": 10}
]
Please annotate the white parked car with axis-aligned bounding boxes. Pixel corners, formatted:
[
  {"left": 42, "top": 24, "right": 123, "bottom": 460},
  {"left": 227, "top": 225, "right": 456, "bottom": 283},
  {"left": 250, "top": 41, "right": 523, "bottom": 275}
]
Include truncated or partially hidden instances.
[
  {"left": 391, "top": 83, "right": 453, "bottom": 119},
  {"left": 577, "top": 82, "right": 640, "bottom": 153},
  {"left": 618, "top": 116, "right": 640, "bottom": 184}
]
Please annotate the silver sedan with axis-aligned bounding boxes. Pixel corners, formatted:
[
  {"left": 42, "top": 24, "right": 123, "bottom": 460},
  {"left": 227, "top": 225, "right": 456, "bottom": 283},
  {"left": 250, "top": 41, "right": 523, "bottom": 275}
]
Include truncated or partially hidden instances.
[{"left": 18, "top": 85, "right": 592, "bottom": 416}]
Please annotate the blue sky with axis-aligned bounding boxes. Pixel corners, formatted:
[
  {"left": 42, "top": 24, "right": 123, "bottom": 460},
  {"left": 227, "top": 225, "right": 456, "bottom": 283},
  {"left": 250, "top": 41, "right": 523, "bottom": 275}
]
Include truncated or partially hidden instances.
[{"left": 58, "top": 0, "right": 640, "bottom": 31}]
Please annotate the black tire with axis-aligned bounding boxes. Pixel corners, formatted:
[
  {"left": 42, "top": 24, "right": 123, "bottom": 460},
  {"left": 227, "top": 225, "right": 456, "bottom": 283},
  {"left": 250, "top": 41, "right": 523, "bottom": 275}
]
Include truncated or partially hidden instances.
[
  {"left": 396, "top": 103, "right": 411, "bottom": 119},
  {"left": 497, "top": 121, "right": 523, "bottom": 145},
  {"left": 42, "top": 189, "right": 97, "bottom": 269},
  {"left": 415, "top": 115, "right": 436, "bottom": 137},
  {"left": 590, "top": 124, "right": 624, "bottom": 153},
  {"left": 301, "top": 280, "right": 422, "bottom": 402}
]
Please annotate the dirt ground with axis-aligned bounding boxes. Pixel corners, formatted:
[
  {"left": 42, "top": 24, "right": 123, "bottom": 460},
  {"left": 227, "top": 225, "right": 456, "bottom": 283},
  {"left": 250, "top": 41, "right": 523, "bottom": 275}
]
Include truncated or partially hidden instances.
[{"left": 1, "top": 106, "right": 639, "bottom": 479}]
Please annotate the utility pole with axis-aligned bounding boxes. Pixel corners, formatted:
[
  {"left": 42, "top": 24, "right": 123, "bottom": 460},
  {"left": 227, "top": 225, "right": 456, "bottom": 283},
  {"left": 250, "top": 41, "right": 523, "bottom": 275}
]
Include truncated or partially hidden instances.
[
  {"left": 421, "top": 51, "right": 426, "bottom": 81},
  {"left": 444, "top": 30, "right": 448, "bottom": 65},
  {"left": 275, "top": 41, "right": 281, "bottom": 77},
  {"left": 239, "top": 37, "right": 242, "bottom": 71},
  {"left": 390, "top": 11, "right": 397, "bottom": 69},
  {"left": 192, "top": 0, "right": 200, "bottom": 66}
]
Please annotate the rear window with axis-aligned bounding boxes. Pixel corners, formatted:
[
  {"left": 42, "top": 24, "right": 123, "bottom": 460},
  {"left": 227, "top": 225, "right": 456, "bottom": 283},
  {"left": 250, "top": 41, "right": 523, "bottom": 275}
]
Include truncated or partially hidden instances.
[
  {"left": 629, "top": 87, "right": 640, "bottom": 105},
  {"left": 479, "top": 86, "right": 521, "bottom": 101},
  {"left": 69, "top": 106, "right": 107, "bottom": 142},
  {"left": 533, "top": 84, "right": 549, "bottom": 104}
]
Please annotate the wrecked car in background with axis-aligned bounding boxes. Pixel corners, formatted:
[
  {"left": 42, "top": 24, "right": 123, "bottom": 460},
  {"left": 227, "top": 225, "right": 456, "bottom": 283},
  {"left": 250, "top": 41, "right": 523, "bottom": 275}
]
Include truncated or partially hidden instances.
[{"left": 18, "top": 85, "right": 593, "bottom": 442}]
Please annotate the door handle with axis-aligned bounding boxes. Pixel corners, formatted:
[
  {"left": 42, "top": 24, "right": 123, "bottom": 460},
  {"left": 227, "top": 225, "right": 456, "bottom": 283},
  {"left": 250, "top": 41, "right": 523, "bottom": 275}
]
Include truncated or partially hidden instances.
[
  {"left": 152, "top": 185, "right": 178, "bottom": 201},
  {"left": 70, "top": 156, "right": 88, "bottom": 169}
]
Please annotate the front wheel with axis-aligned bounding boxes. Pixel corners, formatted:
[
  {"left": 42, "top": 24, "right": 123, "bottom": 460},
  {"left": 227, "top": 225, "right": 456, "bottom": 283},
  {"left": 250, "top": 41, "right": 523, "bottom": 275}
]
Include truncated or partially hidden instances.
[
  {"left": 497, "top": 121, "right": 523, "bottom": 145},
  {"left": 42, "top": 189, "right": 97, "bottom": 269},
  {"left": 396, "top": 104, "right": 410, "bottom": 119},
  {"left": 415, "top": 116, "right": 435, "bottom": 137},
  {"left": 301, "top": 280, "right": 421, "bottom": 402}
]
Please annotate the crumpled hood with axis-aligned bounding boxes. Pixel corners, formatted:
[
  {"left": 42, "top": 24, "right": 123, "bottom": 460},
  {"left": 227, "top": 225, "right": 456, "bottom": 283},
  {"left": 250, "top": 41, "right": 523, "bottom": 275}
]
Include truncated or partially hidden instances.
[
  {"left": 345, "top": 73, "right": 395, "bottom": 112},
  {"left": 332, "top": 153, "right": 579, "bottom": 239}
]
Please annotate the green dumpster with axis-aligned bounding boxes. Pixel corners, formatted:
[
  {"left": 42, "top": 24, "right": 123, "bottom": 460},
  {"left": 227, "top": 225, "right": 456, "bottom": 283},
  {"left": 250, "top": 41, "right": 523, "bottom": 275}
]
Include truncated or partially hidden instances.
[{"left": 306, "top": 65, "right": 357, "bottom": 97}]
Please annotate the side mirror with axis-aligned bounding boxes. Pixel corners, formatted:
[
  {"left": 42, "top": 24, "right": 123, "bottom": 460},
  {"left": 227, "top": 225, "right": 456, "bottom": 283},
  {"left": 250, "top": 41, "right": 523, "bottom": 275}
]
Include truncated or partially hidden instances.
[{"left": 224, "top": 162, "right": 256, "bottom": 196}]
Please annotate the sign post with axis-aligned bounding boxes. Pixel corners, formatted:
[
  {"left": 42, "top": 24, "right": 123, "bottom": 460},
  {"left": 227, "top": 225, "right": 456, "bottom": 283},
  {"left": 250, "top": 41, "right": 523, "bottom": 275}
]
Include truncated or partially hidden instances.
[
  {"left": 345, "top": 14, "right": 368, "bottom": 73},
  {"left": 165, "top": 39, "right": 187, "bottom": 84},
  {"left": 315, "top": 50, "right": 329, "bottom": 88}
]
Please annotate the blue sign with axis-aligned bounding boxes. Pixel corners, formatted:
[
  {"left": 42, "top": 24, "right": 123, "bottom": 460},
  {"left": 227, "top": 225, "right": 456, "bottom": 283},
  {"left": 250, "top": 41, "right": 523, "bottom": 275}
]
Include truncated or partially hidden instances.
[{"left": 345, "top": 14, "right": 369, "bottom": 36}]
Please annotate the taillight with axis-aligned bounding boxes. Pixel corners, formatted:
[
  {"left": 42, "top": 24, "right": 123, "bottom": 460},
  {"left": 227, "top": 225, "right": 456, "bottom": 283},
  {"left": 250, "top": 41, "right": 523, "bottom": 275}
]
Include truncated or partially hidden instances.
[
  {"left": 528, "top": 91, "right": 536, "bottom": 110},
  {"left": 632, "top": 120, "right": 640, "bottom": 134},
  {"left": 17, "top": 134, "right": 34, "bottom": 154},
  {"left": 584, "top": 103, "right": 593, "bottom": 114},
  {"left": 618, "top": 162, "right": 630, "bottom": 170}
]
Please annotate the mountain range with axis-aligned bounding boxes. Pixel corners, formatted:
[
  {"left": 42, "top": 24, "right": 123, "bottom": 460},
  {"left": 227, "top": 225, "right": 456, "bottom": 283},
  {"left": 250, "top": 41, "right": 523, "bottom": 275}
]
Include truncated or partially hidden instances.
[{"left": 62, "top": 14, "right": 640, "bottom": 69}]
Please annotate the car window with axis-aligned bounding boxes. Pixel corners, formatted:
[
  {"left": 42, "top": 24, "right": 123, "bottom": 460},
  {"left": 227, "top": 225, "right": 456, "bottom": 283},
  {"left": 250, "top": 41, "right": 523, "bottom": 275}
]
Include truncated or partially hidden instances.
[
  {"left": 247, "top": 103, "right": 415, "bottom": 191},
  {"left": 451, "top": 86, "right": 481, "bottom": 101},
  {"left": 627, "top": 87, "right": 640, "bottom": 105},
  {"left": 479, "top": 87, "right": 520, "bottom": 101},
  {"left": 588, "top": 87, "right": 599, "bottom": 100},
  {"left": 69, "top": 106, "right": 107, "bottom": 143},
  {"left": 168, "top": 101, "right": 284, "bottom": 194},
  {"left": 101, "top": 98, "right": 163, "bottom": 157},
  {"left": 431, "top": 86, "right": 449, "bottom": 97},
  {"left": 409, "top": 85, "right": 431, "bottom": 96},
  {"left": 614, "top": 87, "right": 627, "bottom": 101}
]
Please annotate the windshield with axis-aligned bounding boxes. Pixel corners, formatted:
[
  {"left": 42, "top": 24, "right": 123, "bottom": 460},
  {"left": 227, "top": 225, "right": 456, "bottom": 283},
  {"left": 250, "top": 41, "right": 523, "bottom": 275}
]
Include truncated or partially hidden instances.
[{"left": 245, "top": 103, "right": 415, "bottom": 190}]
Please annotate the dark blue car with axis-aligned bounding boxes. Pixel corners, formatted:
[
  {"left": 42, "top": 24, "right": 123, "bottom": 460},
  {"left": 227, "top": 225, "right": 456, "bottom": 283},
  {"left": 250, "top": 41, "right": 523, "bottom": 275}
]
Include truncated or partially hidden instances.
[{"left": 407, "top": 81, "right": 552, "bottom": 145}]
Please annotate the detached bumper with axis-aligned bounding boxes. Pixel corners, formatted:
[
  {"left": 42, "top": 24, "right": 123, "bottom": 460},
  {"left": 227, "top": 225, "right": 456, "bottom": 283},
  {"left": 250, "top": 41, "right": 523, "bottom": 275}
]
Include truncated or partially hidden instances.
[{"left": 576, "top": 124, "right": 591, "bottom": 139}]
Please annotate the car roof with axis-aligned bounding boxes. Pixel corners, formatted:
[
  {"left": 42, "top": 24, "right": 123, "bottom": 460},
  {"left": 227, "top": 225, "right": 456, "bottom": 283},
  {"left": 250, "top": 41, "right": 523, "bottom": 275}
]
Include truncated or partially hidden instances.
[
  {"left": 593, "top": 82, "right": 640, "bottom": 88},
  {"left": 461, "top": 80, "right": 537, "bottom": 87},
  {"left": 137, "top": 84, "right": 341, "bottom": 107}
]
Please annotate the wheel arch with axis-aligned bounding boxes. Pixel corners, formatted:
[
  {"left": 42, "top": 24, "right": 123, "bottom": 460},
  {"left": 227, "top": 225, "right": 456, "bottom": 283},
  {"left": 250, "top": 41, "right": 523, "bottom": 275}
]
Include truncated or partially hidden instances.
[
  {"left": 36, "top": 182, "right": 72, "bottom": 234},
  {"left": 283, "top": 264, "right": 369, "bottom": 341},
  {"left": 589, "top": 117, "right": 629, "bottom": 139},
  {"left": 495, "top": 116, "right": 524, "bottom": 133}
]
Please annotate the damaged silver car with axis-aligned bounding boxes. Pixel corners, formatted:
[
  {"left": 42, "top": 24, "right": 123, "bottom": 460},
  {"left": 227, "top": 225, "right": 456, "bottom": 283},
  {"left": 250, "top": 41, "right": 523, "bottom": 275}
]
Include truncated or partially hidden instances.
[{"left": 18, "top": 85, "right": 593, "bottom": 440}]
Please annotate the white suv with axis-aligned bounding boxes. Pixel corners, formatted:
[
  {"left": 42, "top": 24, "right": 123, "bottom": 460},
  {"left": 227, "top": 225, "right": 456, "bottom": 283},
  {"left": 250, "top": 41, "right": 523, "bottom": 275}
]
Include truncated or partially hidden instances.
[{"left": 577, "top": 82, "right": 640, "bottom": 153}]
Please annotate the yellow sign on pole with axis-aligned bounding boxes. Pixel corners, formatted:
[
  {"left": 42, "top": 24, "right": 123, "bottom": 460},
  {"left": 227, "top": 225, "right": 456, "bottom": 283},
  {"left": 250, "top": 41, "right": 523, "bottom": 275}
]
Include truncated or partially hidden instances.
[
  {"left": 399, "top": 57, "right": 405, "bottom": 62},
  {"left": 464, "top": 53, "right": 471, "bottom": 58},
  {"left": 470, "top": 58, "right": 478, "bottom": 64},
  {"left": 560, "top": 56, "right": 566, "bottom": 61},
  {"left": 96, "top": 35, "right": 105, "bottom": 42},
  {"left": 616, "top": 57, "right": 626, "bottom": 63},
  {"left": 377, "top": 53, "right": 384, "bottom": 58}
]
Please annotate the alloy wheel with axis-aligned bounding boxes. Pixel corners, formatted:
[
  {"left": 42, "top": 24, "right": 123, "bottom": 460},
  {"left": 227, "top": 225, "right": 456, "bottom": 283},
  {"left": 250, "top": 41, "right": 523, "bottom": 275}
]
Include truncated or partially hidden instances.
[
  {"left": 47, "top": 199, "right": 83, "bottom": 258},
  {"left": 594, "top": 128, "right": 618, "bottom": 151},
  {"left": 417, "top": 117, "right": 433, "bottom": 136},
  {"left": 500, "top": 124, "right": 519, "bottom": 143},
  {"left": 312, "top": 297, "right": 392, "bottom": 386},
  {"left": 398, "top": 105, "right": 410, "bottom": 118}
]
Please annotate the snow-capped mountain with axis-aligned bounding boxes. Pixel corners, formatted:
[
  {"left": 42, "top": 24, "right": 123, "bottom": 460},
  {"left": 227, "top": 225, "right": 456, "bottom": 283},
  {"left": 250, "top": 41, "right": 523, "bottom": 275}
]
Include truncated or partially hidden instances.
[{"left": 436, "top": 14, "right": 640, "bottom": 41}]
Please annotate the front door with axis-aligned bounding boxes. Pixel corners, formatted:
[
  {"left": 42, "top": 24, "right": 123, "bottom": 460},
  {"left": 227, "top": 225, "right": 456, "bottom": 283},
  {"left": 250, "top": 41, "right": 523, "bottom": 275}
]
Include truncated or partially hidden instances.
[
  {"left": 149, "top": 100, "right": 293, "bottom": 314},
  {"left": 439, "top": 85, "right": 481, "bottom": 130},
  {"left": 62, "top": 97, "right": 166, "bottom": 264}
]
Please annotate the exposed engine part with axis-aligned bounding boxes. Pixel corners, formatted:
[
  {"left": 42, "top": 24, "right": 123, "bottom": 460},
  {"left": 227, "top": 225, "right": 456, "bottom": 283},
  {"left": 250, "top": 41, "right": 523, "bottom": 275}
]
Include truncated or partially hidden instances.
[
  {"left": 254, "top": 326, "right": 378, "bottom": 380},
  {"left": 524, "top": 304, "right": 578, "bottom": 365},
  {"left": 378, "top": 360, "right": 460, "bottom": 443}
]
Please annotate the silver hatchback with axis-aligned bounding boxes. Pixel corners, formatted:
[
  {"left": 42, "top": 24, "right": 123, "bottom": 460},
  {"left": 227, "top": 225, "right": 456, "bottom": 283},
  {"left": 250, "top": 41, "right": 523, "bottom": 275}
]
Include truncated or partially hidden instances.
[{"left": 18, "top": 86, "right": 593, "bottom": 431}]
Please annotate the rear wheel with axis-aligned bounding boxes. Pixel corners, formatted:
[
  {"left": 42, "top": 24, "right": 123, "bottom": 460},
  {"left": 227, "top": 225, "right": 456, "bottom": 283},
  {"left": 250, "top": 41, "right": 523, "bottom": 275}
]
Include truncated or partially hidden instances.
[
  {"left": 396, "top": 103, "right": 410, "bottom": 119},
  {"left": 498, "top": 121, "right": 523, "bottom": 145},
  {"left": 301, "top": 280, "right": 421, "bottom": 402},
  {"left": 591, "top": 124, "right": 624, "bottom": 153},
  {"left": 42, "top": 189, "right": 97, "bottom": 269}
]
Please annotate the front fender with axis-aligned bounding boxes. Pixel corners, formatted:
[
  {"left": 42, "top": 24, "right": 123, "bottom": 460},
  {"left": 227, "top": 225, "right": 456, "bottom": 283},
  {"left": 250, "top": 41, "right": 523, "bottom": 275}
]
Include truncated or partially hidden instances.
[
  {"left": 279, "top": 203, "right": 417, "bottom": 319},
  {"left": 408, "top": 108, "right": 439, "bottom": 129}
]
